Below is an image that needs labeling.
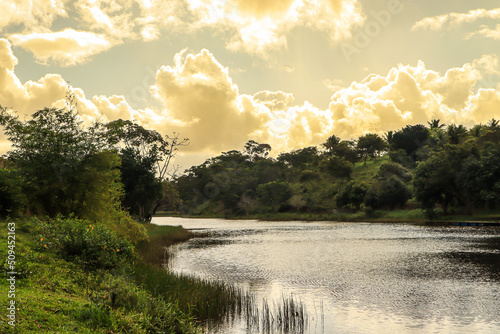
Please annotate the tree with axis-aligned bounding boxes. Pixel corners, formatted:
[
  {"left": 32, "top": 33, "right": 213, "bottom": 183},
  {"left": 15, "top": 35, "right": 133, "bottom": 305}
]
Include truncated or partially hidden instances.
[
  {"left": 244, "top": 140, "right": 271, "bottom": 161},
  {"left": 413, "top": 144, "right": 478, "bottom": 214},
  {"left": 320, "top": 156, "right": 352, "bottom": 180},
  {"left": 357, "top": 133, "right": 387, "bottom": 163},
  {"left": 322, "top": 135, "right": 341, "bottom": 152},
  {"left": 156, "top": 182, "right": 182, "bottom": 212},
  {"left": 277, "top": 146, "right": 319, "bottom": 168},
  {"left": 322, "top": 135, "right": 360, "bottom": 163},
  {"left": 105, "top": 120, "right": 188, "bottom": 220},
  {"left": 289, "top": 195, "right": 307, "bottom": 212},
  {"left": 376, "top": 162, "right": 412, "bottom": 182},
  {"left": 237, "top": 194, "right": 257, "bottom": 215},
  {"left": 0, "top": 106, "right": 116, "bottom": 218},
  {"left": 120, "top": 148, "right": 163, "bottom": 221},
  {"left": 488, "top": 119, "right": 499, "bottom": 128},
  {"left": 459, "top": 144, "right": 500, "bottom": 209},
  {"left": 257, "top": 181, "right": 292, "bottom": 212},
  {"left": 446, "top": 124, "right": 468, "bottom": 145},
  {"left": 377, "top": 176, "right": 411, "bottom": 210},
  {"left": 299, "top": 170, "right": 321, "bottom": 184},
  {"left": 364, "top": 177, "right": 411, "bottom": 210},
  {"left": 427, "top": 119, "right": 445, "bottom": 129},
  {"left": 105, "top": 119, "right": 188, "bottom": 181},
  {"left": 391, "top": 124, "right": 429, "bottom": 157},
  {"left": 336, "top": 183, "right": 367, "bottom": 210},
  {"left": 0, "top": 168, "right": 25, "bottom": 217}
]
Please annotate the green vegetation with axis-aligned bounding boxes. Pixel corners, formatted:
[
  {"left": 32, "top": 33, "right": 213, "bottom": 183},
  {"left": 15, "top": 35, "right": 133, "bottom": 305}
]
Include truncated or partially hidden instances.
[
  {"left": 1, "top": 90, "right": 499, "bottom": 332},
  {"left": 0, "top": 95, "right": 219, "bottom": 332},
  {"left": 0, "top": 218, "right": 201, "bottom": 333},
  {"left": 174, "top": 120, "right": 500, "bottom": 222}
]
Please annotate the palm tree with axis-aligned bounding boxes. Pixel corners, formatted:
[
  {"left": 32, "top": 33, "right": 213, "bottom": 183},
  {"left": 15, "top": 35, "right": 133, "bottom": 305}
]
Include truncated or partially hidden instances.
[
  {"left": 384, "top": 131, "right": 394, "bottom": 146},
  {"left": 488, "top": 119, "right": 499, "bottom": 128},
  {"left": 427, "top": 119, "right": 445, "bottom": 129},
  {"left": 447, "top": 124, "right": 468, "bottom": 144}
]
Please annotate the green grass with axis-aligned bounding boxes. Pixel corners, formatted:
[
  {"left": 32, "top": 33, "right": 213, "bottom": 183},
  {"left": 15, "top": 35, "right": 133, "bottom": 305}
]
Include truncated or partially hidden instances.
[
  {"left": 351, "top": 155, "right": 390, "bottom": 186},
  {"left": 0, "top": 219, "right": 201, "bottom": 333}
]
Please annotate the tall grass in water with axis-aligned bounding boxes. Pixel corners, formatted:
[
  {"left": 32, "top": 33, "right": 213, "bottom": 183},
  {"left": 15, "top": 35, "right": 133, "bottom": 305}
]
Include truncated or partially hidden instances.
[
  {"left": 137, "top": 225, "right": 309, "bottom": 333},
  {"left": 242, "top": 294, "right": 308, "bottom": 334}
]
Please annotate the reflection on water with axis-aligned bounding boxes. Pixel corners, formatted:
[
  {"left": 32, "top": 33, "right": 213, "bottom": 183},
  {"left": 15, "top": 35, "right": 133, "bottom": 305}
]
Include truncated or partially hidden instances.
[{"left": 153, "top": 217, "right": 500, "bottom": 334}]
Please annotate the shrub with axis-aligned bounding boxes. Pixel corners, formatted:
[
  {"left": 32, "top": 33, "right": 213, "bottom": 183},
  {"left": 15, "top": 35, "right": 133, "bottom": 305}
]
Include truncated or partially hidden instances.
[
  {"left": 336, "top": 183, "right": 367, "bottom": 210},
  {"left": 377, "top": 176, "right": 412, "bottom": 210},
  {"left": 36, "top": 216, "right": 134, "bottom": 271}
]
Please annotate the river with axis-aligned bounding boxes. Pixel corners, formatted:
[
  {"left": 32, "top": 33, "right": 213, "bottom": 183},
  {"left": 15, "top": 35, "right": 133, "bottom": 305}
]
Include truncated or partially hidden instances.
[{"left": 153, "top": 217, "right": 500, "bottom": 334}]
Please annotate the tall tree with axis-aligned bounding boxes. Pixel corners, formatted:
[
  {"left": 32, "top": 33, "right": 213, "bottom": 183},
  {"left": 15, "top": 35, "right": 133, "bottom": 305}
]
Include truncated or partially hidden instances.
[
  {"left": 257, "top": 181, "right": 293, "bottom": 212},
  {"left": 244, "top": 140, "right": 271, "bottom": 161},
  {"left": 391, "top": 124, "right": 429, "bottom": 157},
  {"left": 413, "top": 144, "right": 478, "bottom": 215},
  {"left": 0, "top": 105, "right": 117, "bottom": 218},
  {"left": 277, "top": 146, "right": 319, "bottom": 168},
  {"left": 427, "top": 119, "right": 445, "bottom": 129},
  {"left": 446, "top": 124, "right": 468, "bottom": 145},
  {"left": 105, "top": 119, "right": 188, "bottom": 221},
  {"left": 357, "top": 133, "right": 387, "bottom": 163}
]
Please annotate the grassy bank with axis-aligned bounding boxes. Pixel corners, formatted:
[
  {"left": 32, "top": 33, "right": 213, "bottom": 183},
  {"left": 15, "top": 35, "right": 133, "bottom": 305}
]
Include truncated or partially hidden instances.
[{"left": 0, "top": 218, "right": 203, "bottom": 333}]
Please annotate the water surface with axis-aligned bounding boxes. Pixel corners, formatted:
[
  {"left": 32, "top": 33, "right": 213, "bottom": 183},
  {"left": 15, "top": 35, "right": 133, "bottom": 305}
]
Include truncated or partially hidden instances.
[{"left": 154, "top": 217, "right": 500, "bottom": 334}]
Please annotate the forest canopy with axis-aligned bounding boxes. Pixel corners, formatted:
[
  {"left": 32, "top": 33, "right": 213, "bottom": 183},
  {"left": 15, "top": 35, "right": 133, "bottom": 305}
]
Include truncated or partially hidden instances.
[{"left": 175, "top": 119, "right": 500, "bottom": 219}]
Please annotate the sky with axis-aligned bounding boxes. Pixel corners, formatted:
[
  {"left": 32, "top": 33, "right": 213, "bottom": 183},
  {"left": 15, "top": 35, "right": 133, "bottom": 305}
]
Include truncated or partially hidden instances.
[{"left": 0, "top": 0, "right": 499, "bottom": 171}]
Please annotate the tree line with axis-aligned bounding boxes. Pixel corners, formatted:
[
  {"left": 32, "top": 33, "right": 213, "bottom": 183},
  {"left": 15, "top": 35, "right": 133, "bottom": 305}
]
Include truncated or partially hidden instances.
[
  {"left": 0, "top": 97, "right": 187, "bottom": 239},
  {"left": 175, "top": 119, "right": 500, "bottom": 218},
  {"left": 1, "top": 96, "right": 498, "bottom": 222}
]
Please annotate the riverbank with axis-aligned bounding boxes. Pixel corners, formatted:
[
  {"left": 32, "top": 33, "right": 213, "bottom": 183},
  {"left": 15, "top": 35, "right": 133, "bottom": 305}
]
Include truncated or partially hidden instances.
[
  {"left": 155, "top": 209, "right": 500, "bottom": 225},
  {"left": 0, "top": 217, "right": 241, "bottom": 333}
]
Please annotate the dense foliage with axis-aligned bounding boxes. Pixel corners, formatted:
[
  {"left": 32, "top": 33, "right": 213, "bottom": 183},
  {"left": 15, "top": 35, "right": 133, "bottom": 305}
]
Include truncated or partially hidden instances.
[
  {"left": 0, "top": 99, "right": 187, "bottom": 226},
  {"left": 175, "top": 119, "right": 500, "bottom": 219},
  {"left": 35, "top": 216, "right": 134, "bottom": 271}
]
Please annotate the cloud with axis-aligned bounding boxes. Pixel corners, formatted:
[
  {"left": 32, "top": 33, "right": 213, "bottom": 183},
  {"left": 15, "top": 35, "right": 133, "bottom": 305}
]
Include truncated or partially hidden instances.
[
  {"left": 2, "top": 0, "right": 365, "bottom": 64},
  {"left": 10, "top": 28, "right": 114, "bottom": 67},
  {"left": 0, "top": 0, "right": 66, "bottom": 31},
  {"left": 464, "top": 88, "right": 500, "bottom": 124},
  {"left": 150, "top": 49, "right": 270, "bottom": 152},
  {"left": 412, "top": 8, "right": 500, "bottom": 31},
  {"left": 253, "top": 90, "right": 295, "bottom": 111},
  {"left": 1, "top": 40, "right": 500, "bottom": 165},
  {"left": 185, "top": 0, "right": 365, "bottom": 55},
  {"left": 75, "top": 0, "right": 136, "bottom": 40},
  {"left": 327, "top": 56, "right": 500, "bottom": 139},
  {"left": 466, "top": 24, "right": 500, "bottom": 40}
]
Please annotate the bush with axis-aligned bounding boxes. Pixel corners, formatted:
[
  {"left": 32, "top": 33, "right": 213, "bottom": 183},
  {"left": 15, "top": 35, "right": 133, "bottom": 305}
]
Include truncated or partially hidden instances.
[
  {"left": 364, "top": 176, "right": 412, "bottom": 210},
  {"left": 377, "top": 176, "right": 412, "bottom": 210},
  {"left": 36, "top": 216, "right": 134, "bottom": 271},
  {"left": 336, "top": 183, "right": 367, "bottom": 210}
]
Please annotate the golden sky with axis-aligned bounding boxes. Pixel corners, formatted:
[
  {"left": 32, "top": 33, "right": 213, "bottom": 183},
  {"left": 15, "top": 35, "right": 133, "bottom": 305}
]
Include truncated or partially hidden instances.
[{"left": 0, "top": 0, "right": 499, "bottom": 169}]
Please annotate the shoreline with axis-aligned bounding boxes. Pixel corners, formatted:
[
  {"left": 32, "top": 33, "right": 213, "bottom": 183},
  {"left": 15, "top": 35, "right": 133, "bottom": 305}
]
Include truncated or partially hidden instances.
[{"left": 153, "top": 212, "right": 500, "bottom": 226}]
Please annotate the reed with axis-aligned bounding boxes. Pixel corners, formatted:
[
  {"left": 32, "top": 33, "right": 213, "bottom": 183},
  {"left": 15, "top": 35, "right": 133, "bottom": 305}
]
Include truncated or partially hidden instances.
[{"left": 136, "top": 223, "right": 310, "bottom": 333}]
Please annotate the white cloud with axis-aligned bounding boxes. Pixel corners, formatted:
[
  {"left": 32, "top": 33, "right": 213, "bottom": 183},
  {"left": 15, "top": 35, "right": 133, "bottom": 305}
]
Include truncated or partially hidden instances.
[
  {"left": 466, "top": 24, "right": 500, "bottom": 40},
  {"left": 150, "top": 49, "right": 270, "bottom": 152},
  {"left": 10, "top": 28, "right": 114, "bottom": 67},
  {"left": 185, "top": 0, "right": 365, "bottom": 55},
  {"left": 412, "top": 8, "right": 500, "bottom": 31},
  {"left": 0, "top": 0, "right": 66, "bottom": 31},
  {"left": 327, "top": 56, "right": 500, "bottom": 139},
  {"left": 1, "top": 0, "right": 366, "bottom": 64},
  {"left": 1, "top": 40, "right": 500, "bottom": 163},
  {"left": 75, "top": 0, "right": 136, "bottom": 40}
]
